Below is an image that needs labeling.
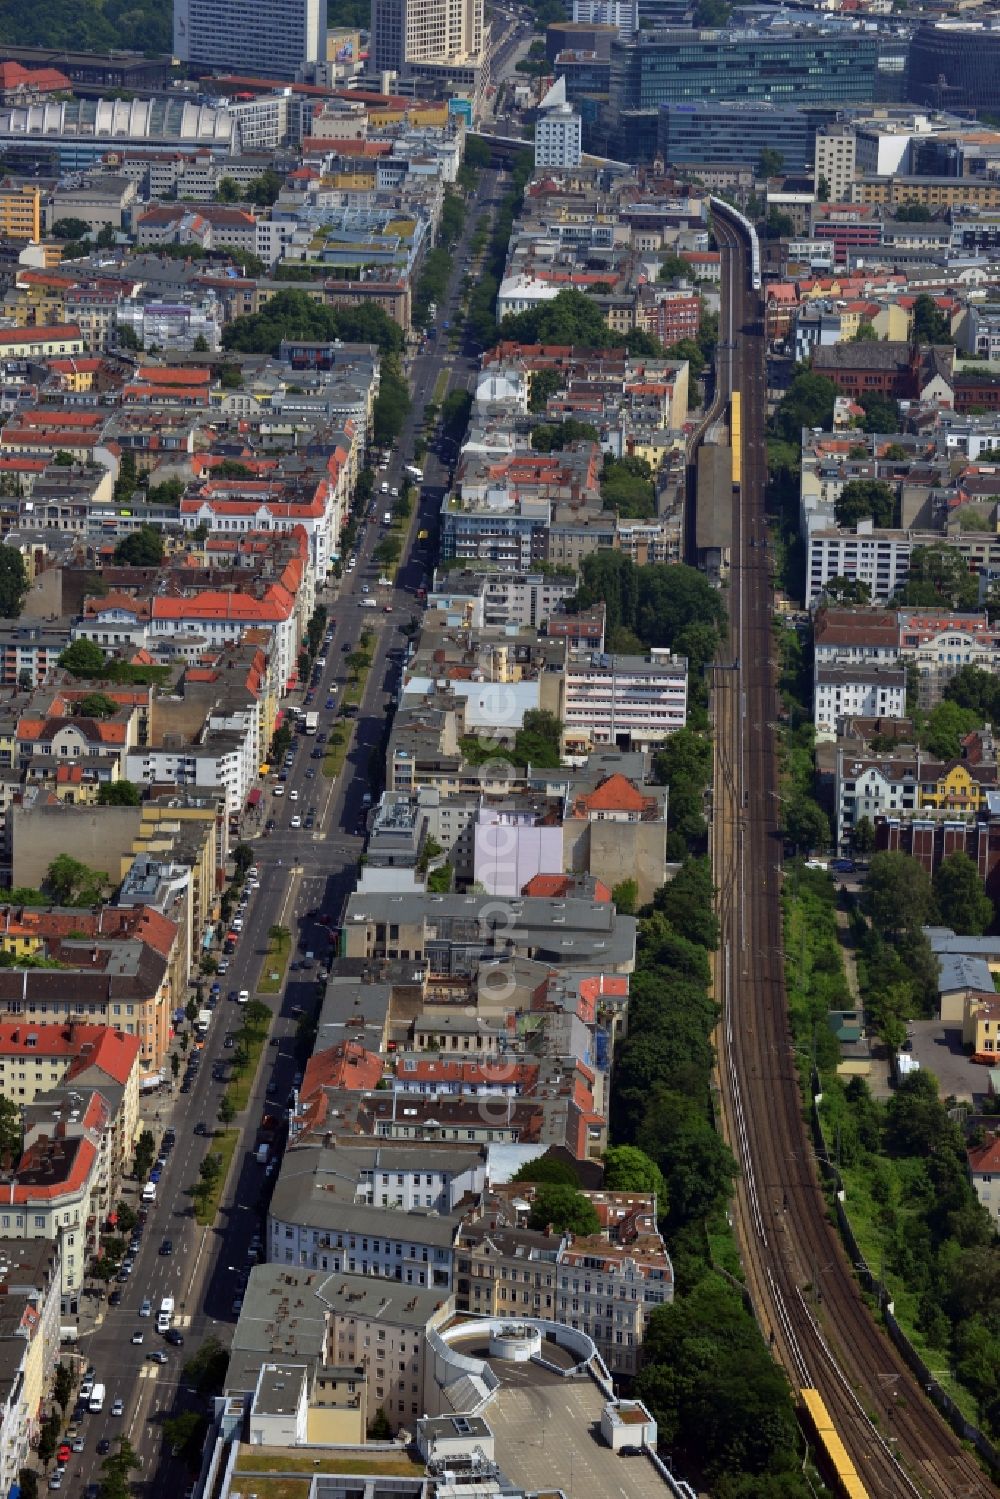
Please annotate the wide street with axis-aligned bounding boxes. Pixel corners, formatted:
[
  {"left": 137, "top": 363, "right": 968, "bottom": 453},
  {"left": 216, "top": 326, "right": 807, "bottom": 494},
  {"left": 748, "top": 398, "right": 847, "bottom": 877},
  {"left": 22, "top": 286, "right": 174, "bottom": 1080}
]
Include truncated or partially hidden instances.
[{"left": 60, "top": 166, "right": 497, "bottom": 1499}]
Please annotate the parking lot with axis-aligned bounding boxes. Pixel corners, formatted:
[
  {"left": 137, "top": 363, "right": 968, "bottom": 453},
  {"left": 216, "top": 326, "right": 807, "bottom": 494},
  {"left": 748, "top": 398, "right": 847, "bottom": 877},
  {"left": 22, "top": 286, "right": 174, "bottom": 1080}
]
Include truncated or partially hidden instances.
[
  {"left": 481, "top": 1361, "right": 669, "bottom": 1499},
  {"left": 906, "top": 1018, "right": 990, "bottom": 1105}
]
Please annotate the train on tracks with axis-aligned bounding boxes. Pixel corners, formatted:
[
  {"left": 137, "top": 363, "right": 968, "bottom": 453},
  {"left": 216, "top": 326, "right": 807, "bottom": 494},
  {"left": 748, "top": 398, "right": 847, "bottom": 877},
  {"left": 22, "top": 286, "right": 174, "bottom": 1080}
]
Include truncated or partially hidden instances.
[
  {"left": 730, "top": 391, "right": 741, "bottom": 487},
  {"left": 709, "top": 195, "right": 761, "bottom": 290},
  {"left": 800, "top": 1388, "right": 872, "bottom": 1499}
]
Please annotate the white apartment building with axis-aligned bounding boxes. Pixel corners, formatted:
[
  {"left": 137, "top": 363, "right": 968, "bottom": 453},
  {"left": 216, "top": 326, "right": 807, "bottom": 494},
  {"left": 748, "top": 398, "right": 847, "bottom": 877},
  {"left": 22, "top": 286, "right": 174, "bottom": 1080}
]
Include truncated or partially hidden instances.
[
  {"left": 268, "top": 1195, "right": 457, "bottom": 1290},
  {"left": 806, "top": 522, "right": 916, "bottom": 607},
  {"left": 173, "top": 0, "right": 326, "bottom": 78},
  {"left": 572, "top": 0, "right": 637, "bottom": 38},
  {"left": 561, "top": 646, "right": 688, "bottom": 758},
  {"left": 836, "top": 748, "right": 920, "bottom": 848},
  {"left": 126, "top": 721, "right": 257, "bottom": 817},
  {"left": 535, "top": 103, "right": 583, "bottom": 171},
  {"left": 814, "top": 662, "right": 907, "bottom": 737},
  {"left": 814, "top": 124, "right": 857, "bottom": 203}
]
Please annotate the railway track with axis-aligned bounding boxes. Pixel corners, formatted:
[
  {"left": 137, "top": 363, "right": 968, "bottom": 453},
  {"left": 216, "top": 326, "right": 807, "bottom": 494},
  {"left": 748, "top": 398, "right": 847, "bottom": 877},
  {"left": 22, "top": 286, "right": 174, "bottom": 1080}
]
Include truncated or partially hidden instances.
[{"left": 707, "top": 207, "right": 998, "bottom": 1499}]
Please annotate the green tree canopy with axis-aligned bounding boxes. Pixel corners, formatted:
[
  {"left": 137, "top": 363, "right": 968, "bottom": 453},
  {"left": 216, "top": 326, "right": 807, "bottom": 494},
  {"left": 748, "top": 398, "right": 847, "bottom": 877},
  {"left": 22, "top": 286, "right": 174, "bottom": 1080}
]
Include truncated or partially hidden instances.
[
  {"left": 600, "top": 454, "right": 656, "bottom": 518},
  {"left": 893, "top": 545, "right": 978, "bottom": 610},
  {"left": 933, "top": 851, "right": 994, "bottom": 935},
  {"left": 921, "top": 698, "right": 980, "bottom": 760},
  {"left": 770, "top": 368, "right": 838, "bottom": 445},
  {"left": 0, "top": 545, "right": 29, "bottom": 618},
  {"left": 636, "top": 1273, "right": 802, "bottom": 1485},
  {"left": 602, "top": 1144, "right": 667, "bottom": 1203},
  {"left": 0, "top": 1094, "right": 21, "bottom": 1168},
  {"left": 912, "top": 292, "right": 952, "bottom": 345},
  {"left": 852, "top": 815, "right": 876, "bottom": 855},
  {"left": 573, "top": 553, "right": 726, "bottom": 666},
  {"left": 526, "top": 1184, "right": 601, "bottom": 1236},
  {"left": 863, "top": 850, "right": 934, "bottom": 941},
  {"left": 497, "top": 287, "right": 625, "bottom": 349},
  {"left": 530, "top": 418, "right": 599, "bottom": 452},
  {"left": 860, "top": 391, "right": 900, "bottom": 434},
  {"left": 45, "top": 854, "right": 108, "bottom": 907},
  {"left": 222, "top": 289, "right": 403, "bottom": 356},
  {"left": 59, "top": 637, "right": 108, "bottom": 677},
  {"left": 528, "top": 368, "right": 562, "bottom": 413},
  {"left": 97, "top": 779, "right": 141, "bottom": 806},
  {"left": 0, "top": 0, "right": 171, "bottom": 50},
  {"left": 834, "top": 479, "right": 896, "bottom": 528},
  {"left": 820, "top": 575, "right": 871, "bottom": 605},
  {"left": 51, "top": 217, "right": 90, "bottom": 240},
  {"left": 79, "top": 692, "right": 118, "bottom": 719},
  {"left": 510, "top": 1153, "right": 580, "bottom": 1185},
  {"left": 513, "top": 709, "right": 562, "bottom": 768},
  {"left": 944, "top": 665, "right": 1000, "bottom": 722},
  {"left": 113, "top": 526, "right": 164, "bottom": 567}
]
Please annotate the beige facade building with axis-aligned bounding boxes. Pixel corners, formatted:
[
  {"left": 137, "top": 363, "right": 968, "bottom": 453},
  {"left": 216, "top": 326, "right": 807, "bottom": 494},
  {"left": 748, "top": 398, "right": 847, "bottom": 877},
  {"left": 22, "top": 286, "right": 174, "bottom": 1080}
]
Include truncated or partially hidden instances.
[{"left": 0, "top": 1238, "right": 61, "bottom": 1499}]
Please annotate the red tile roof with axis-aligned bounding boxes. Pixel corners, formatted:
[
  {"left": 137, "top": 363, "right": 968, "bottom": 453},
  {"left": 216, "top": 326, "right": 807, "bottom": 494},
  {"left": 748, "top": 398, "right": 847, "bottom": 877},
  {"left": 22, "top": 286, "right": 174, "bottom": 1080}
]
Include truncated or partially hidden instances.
[
  {"left": 969, "top": 1133, "right": 1000, "bottom": 1175},
  {"left": 302, "top": 1040, "right": 384, "bottom": 1096}
]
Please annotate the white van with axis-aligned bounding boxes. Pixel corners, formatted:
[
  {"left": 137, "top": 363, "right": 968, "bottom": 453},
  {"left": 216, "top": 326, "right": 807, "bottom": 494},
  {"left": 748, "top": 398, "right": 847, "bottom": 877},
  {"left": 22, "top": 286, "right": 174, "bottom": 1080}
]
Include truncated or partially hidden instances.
[
  {"left": 88, "top": 1384, "right": 106, "bottom": 1413},
  {"left": 156, "top": 1295, "right": 174, "bottom": 1333},
  {"left": 141, "top": 1182, "right": 156, "bottom": 1204}
]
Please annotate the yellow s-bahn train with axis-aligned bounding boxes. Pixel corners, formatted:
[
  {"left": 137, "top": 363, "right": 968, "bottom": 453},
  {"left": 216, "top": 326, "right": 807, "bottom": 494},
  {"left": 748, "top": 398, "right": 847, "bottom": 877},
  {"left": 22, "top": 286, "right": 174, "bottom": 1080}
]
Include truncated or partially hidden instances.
[
  {"left": 799, "top": 1389, "right": 871, "bottom": 1499},
  {"left": 730, "top": 391, "right": 742, "bottom": 486}
]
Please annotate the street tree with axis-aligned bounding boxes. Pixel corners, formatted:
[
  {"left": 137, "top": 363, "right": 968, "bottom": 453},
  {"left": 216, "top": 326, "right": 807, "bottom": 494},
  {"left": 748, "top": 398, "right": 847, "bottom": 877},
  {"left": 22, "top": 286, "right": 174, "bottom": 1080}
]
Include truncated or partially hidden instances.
[{"left": 851, "top": 815, "right": 876, "bottom": 856}]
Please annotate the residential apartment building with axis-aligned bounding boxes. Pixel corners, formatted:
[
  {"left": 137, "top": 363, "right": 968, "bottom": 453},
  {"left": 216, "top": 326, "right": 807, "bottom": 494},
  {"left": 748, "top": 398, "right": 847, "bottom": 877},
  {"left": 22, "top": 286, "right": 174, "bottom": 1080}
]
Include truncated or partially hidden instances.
[
  {"left": 560, "top": 645, "right": 688, "bottom": 756},
  {"left": 814, "top": 124, "right": 857, "bottom": 204},
  {"left": 267, "top": 1149, "right": 459, "bottom": 1290},
  {"left": 0, "top": 1123, "right": 101, "bottom": 1312},
  {"left": 814, "top": 662, "right": 907, "bottom": 737},
  {"left": 835, "top": 747, "right": 998, "bottom": 849},
  {"left": 455, "top": 1187, "right": 673, "bottom": 1377},
  {"left": 0, "top": 1238, "right": 61, "bottom": 1499},
  {"left": 0, "top": 184, "right": 41, "bottom": 242},
  {"left": 968, "top": 1133, "right": 1000, "bottom": 1225},
  {"left": 0, "top": 942, "right": 172, "bottom": 1078},
  {"left": 324, "top": 1275, "right": 450, "bottom": 1432}
]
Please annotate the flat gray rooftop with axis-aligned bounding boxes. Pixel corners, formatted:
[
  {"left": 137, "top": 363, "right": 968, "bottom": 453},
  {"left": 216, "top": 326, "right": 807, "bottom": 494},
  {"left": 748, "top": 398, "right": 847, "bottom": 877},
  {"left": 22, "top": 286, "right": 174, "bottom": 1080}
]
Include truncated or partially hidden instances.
[{"left": 485, "top": 1371, "right": 669, "bottom": 1499}]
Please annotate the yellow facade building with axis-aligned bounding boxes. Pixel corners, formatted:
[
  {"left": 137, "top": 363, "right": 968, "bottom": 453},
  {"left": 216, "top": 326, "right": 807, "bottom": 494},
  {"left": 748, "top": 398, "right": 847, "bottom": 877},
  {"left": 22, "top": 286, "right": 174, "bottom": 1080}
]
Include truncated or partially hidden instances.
[{"left": 0, "top": 185, "right": 41, "bottom": 242}]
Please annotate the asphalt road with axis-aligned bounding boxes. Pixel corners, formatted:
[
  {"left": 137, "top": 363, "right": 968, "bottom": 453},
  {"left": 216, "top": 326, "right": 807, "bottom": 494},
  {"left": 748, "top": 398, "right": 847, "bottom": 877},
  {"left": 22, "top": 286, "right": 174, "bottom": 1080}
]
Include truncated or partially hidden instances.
[{"left": 57, "top": 169, "right": 498, "bottom": 1499}]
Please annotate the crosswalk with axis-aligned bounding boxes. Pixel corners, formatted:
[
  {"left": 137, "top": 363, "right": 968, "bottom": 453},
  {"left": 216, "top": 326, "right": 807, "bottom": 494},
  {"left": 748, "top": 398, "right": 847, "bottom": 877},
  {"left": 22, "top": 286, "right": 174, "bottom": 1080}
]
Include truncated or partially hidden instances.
[
  {"left": 138, "top": 1365, "right": 159, "bottom": 1381},
  {"left": 176, "top": 1313, "right": 193, "bottom": 1327}
]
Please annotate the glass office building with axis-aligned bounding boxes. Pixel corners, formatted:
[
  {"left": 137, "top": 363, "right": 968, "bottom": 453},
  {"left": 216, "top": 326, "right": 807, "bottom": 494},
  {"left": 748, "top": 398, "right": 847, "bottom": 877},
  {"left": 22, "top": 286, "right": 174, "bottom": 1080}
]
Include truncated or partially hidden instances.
[
  {"left": 658, "top": 99, "right": 840, "bottom": 173},
  {"left": 609, "top": 25, "right": 908, "bottom": 159}
]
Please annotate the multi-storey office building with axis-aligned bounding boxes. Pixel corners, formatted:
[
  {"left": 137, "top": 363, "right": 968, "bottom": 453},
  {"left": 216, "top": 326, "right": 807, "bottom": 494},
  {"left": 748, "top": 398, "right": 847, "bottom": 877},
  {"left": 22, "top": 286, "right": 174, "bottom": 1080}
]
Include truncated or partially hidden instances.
[{"left": 173, "top": 0, "right": 327, "bottom": 78}]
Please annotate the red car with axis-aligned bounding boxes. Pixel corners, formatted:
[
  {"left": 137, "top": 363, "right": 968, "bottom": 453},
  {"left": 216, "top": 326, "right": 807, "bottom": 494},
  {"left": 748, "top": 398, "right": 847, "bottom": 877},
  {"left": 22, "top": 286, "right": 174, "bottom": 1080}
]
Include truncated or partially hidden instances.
[{"left": 56, "top": 1445, "right": 71, "bottom": 1466}]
